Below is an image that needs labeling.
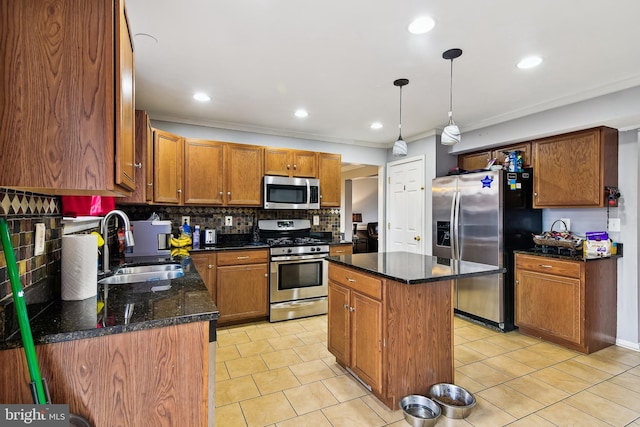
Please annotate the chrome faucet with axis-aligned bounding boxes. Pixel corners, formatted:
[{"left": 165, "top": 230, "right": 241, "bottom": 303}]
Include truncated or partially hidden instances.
[{"left": 101, "top": 209, "right": 135, "bottom": 274}]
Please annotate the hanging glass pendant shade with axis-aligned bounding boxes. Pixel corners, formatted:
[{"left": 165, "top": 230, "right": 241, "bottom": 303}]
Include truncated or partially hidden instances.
[
  {"left": 441, "top": 48, "right": 462, "bottom": 146},
  {"left": 392, "top": 78, "right": 409, "bottom": 157}
]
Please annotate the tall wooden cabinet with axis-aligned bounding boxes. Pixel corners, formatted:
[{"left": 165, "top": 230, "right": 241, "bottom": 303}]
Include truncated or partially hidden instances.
[
  {"left": 533, "top": 126, "right": 618, "bottom": 208},
  {"left": 184, "top": 139, "right": 225, "bottom": 205},
  {"left": 120, "top": 110, "right": 153, "bottom": 204},
  {"left": 224, "top": 144, "right": 264, "bottom": 206},
  {"left": 153, "top": 129, "right": 184, "bottom": 204},
  {"left": 318, "top": 153, "right": 342, "bottom": 207},
  {"left": 514, "top": 253, "right": 617, "bottom": 354},
  {"left": 327, "top": 262, "right": 454, "bottom": 410},
  {"left": 264, "top": 148, "right": 317, "bottom": 177},
  {"left": 0, "top": 0, "right": 135, "bottom": 195}
]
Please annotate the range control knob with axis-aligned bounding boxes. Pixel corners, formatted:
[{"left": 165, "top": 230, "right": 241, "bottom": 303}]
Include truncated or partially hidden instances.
[
  {"left": 310, "top": 247, "right": 316, "bottom": 252},
  {"left": 287, "top": 248, "right": 293, "bottom": 253},
  {"left": 316, "top": 247, "right": 322, "bottom": 252}
]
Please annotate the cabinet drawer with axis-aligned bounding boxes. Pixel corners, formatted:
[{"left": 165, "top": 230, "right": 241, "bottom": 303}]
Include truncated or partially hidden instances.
[
  {"left": 329, "top": 264, "right": 382, "bottom": 300},
  {"left": 216, "top": 249, "right": 269, "bottom": 266},
  {"left": 330, "top": 244, "right": 353, "bottom": 256},
  {"left": 515, "top": 254, "right": 581, "bottom": 278}
]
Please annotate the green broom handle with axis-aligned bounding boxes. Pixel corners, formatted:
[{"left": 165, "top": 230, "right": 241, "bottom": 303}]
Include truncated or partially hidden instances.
[{"left": 0, "top": 218, "right": 47, "bottom": 404}]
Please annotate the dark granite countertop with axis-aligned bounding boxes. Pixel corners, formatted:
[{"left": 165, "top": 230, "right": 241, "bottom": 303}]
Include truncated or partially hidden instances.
[
  {"left": 0, "top": 257, "right": 218, "bottom": 351},
  {"left": 327, "top": 252, "right": 505, "bottom": 284},
  {"left": 514, "top": 248, "right": 623, "bottom": 262}
]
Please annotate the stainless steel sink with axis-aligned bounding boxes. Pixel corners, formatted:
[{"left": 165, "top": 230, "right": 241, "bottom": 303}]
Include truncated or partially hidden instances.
[
  {"left": 115, "top": 264, "right": 183, "bottom": 275},
  {"left": 99, "top": 264, "right": 184, "bottom": 285}
]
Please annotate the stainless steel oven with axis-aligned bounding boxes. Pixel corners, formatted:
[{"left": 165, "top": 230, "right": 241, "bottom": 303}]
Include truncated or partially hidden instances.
[{"left": 259, "top": 219, "right": 330, "bottom": 322}]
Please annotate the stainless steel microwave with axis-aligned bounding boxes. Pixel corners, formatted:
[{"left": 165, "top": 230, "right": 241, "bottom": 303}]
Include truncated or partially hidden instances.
[{"left": 263, "top": 176, "right": 320, "bottom": 209}]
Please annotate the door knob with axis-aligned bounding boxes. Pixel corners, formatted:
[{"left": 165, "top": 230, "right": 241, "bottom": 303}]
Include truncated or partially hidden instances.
[{"left": 414, "top": 235, "right": 421, "bottom": 241}]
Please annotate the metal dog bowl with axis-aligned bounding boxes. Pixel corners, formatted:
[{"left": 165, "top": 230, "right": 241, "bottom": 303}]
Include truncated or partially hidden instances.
[
  {"left": 399, "top": 394, "right": 441, "bottom": 427},
  {"left": 429, "top": 383, "right": 476, "bottom": 419}
]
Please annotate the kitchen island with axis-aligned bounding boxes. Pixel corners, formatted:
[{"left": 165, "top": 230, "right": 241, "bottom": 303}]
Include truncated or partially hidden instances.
[
  {"left": 0, "top": 257, "right": 218, "bottom": 426},
  {"left": 326, "top": 252, "right": 504, "bottom": 410}
]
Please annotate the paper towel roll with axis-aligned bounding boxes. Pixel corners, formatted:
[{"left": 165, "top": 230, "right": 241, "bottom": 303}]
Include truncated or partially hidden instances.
[{"left": 62, "top": 234, "right": 98, "bottom": 301}]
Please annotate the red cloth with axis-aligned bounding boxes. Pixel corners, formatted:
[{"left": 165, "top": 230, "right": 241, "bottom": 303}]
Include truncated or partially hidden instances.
[{"left": 61, "top": 196, "right": 115, "bottom": 217}]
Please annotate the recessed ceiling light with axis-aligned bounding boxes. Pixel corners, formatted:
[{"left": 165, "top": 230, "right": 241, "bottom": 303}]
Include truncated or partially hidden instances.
[
  {"left": 294, "top": 109, "right": 309, "bottom": 118},
  {"left": 370, "top": 122, "right": 383, "bottom": 130},
  {"left": 517, "top": 56, "right": 543, "bottom": 69},
  {"left": 408, "top": 16, "right": 436, "bottom": 35},
  {"left": 193, "top": 92, "right": 211, "bottom": 102}
]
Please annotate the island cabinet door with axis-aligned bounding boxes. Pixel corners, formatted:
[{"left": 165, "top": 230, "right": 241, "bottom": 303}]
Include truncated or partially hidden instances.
[
  {"left": 350, "top": 292, "right": 383, "bottom": 395},
  {"left": 328, "top": 281, "right": 350, "bottom": 366}
]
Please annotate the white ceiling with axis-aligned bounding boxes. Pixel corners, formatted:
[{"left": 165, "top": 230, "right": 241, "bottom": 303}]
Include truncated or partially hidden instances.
[{"left": 126, "top": 0, "right": 640, "bottom": 149}]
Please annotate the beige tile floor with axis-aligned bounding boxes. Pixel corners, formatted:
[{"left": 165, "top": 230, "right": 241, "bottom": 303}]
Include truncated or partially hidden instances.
[{"left": 215, "top": 315, "right": 640, "bottom": 427}]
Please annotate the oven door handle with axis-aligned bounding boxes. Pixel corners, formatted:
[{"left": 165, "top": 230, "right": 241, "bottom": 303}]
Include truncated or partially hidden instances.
[{"left": 271, "top": 254, "right": 328, "bottom": 262}]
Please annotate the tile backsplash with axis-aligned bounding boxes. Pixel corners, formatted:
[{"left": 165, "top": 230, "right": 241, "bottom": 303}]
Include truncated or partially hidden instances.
[
  {"left": 118, "top": 205, "right": 342, "bottom": 240},
  {"left": 0, "top": 189, "right": 62, "bottom": 302}
]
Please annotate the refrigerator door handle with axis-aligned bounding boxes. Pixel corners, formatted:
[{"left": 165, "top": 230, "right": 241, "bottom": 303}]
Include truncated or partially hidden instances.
[
  {"left": 453, "top": 191, "right": 461, "bottom": 260},
  {"left": 449, "top": 191, "right": 457, "bottom": 259}
]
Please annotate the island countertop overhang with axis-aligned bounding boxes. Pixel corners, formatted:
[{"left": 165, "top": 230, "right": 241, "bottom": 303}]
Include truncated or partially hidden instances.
[{"left": 327, "top": 252, "right": 505, "bottom": 284}]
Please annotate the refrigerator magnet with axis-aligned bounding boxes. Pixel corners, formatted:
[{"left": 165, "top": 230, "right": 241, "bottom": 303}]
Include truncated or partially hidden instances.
[{"left": 481, "top": 175, "right": 494, "bottom": 188}]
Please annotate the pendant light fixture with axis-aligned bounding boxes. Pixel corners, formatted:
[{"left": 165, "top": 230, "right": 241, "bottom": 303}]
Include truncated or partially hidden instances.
[
  {"left": 441, "top": 48, "right": 462, "bottom": 146},
  {"left": 392, "top": 78, "right": 409, "bottom": 157}
]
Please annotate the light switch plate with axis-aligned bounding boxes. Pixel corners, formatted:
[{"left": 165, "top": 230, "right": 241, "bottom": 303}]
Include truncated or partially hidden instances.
[
  {"left": 313, "top": 215, "right": 320, "bottom": 226},
  {"left": 608, "top": 218, "right": 621, "bottom": 232},
  {"left": 34, "top": 223, "right": 45, "bottom": 256},
  {"left": 225, "top": 216, "right": 233, "bottom": 226},
  {"left": 181, "top": 216, "right": 190, "bottom": 226}
]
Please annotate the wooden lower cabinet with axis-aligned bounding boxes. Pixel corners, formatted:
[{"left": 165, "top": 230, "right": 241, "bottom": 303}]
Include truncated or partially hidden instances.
[
  {"left": 192, "top": 251, "right": 217, "bottom": 302},
  {"left": 329, "top": 243, "right": 353, "bottom": 256},
  {"left": 0, "top": 322, "right": 209, "bottom": 426},
  {"left": 327, "top": 262, "right": 454, "bottom": 409},
  {"left": 515, "top": 253, "right": 617, "bottom": 353},
  {"left": 194, "top": 249, "right": 270, "bottom": 326}
]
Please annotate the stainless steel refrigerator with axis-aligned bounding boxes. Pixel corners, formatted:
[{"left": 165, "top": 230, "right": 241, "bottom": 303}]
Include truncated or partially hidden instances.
[{"left": 432, "top": 169, "right": 541, "bottom": 331}]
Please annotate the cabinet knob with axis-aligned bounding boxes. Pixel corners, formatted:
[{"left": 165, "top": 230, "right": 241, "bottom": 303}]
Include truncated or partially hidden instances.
[
  {"left": 208, "top": 264, "right": 213, "bottom": 269},
  {"left": 147, "top": 182, "right": 153, "bottom": 186},
  {"left": 134, "top": 162, "right": 142, "bottom": 169},
  {"left": 515, "top": 280, "right": 519, "bottom": 285},
  {"left": 227, "top": 191, "right": 231, "bottom": 196},
  {"left": 177, "top": 189, "right": 182, "bottom": 193},
  {"left": 343, "top": 304, "right": 349, "bottom": 309},
  {"left": 534, "top": 192, "right": 538, "bottom": 197},
  {"left": 293, "top": 164, "right": 297, "bottom": 170},
  {"left": 347, "top": 277, "right": 356, "bottom": 283},
  {"left": 287, "top": 164, "right": 290, "bottom": 169},
  {"left": 265, "top": 273, "right": 268, "bottom": 278},
  {"left": 349, "top": 306, "right": 355, "bottom": 312},
  {"left": 219, "top": 192, "right": 223, "bottom": 196}
]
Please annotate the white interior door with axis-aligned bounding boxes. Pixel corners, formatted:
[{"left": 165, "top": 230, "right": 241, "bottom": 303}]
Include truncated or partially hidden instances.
[{"left": 386, "top": 156, "right": 425, "bottom": 253}]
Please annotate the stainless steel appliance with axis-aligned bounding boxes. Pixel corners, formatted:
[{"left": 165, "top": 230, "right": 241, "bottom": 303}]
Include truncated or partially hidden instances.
[
  {"left": 263, "top": 176, "right": 320, "bottom": 210},
  {"left": 259, "top": 219, "right": 329, "bottom": 322},
  {"left": 202, "top": 228, "right": 216, "bottom": 245},
  {"left": 432, "top": 169, "right": 541, "bottom": 331},
  {"left": 125, "top": 220, "right": 171, "bottom": 258}
]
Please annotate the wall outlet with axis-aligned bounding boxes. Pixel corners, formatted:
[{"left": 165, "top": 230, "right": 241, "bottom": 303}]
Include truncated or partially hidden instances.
[
  {"left": 560, "top": 218, "right": 571, "bottom": 231},
  {"left": 181, "top": 216, "right": 190, "bottom": 226},
  {"left": 608, "top": 218, "right": 621, "bottom": 232},
  {"left": 34, "top": 223, "right": 45, "bottom": 256},
  {"left": 313, "top": 215, "right": 320, "bottom": 226},
  {"left": 225, "top": 216, "right": 233, "bottom": 226}
]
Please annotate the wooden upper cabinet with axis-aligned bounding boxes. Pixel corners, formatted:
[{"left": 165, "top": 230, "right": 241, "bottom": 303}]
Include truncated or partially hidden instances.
[
  {"left": 457, "top": 151, "right": 492, "bottom": 171},
  {"left": 318, "top": 153, "right": 342, "bottom": 207},
  {"left": 153, "top": 129, "right": 183, "bottom": 204},
  {"left": 184, "top": 139, "right": 224, "bottom": 205},
  {"left": 264, "top": 148, "right": 317, "bottom": 177},
  {"left": 224, "top": 144, "right": 264, "bottom": 206},
  {"left": 120, "top": 110, "right": 153, "bottom": 204},
  {"left": 114, "top": 0, "right": 136, "bottom": 192},
  {"left": 533, "top": 126, "right": 618, "bottom": 208},
  {"left": 0, "top": 0, "right": 135, "bottom": 195},
  {"left": 492, "top": 142, "right": 532, "bottom": 168}
]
